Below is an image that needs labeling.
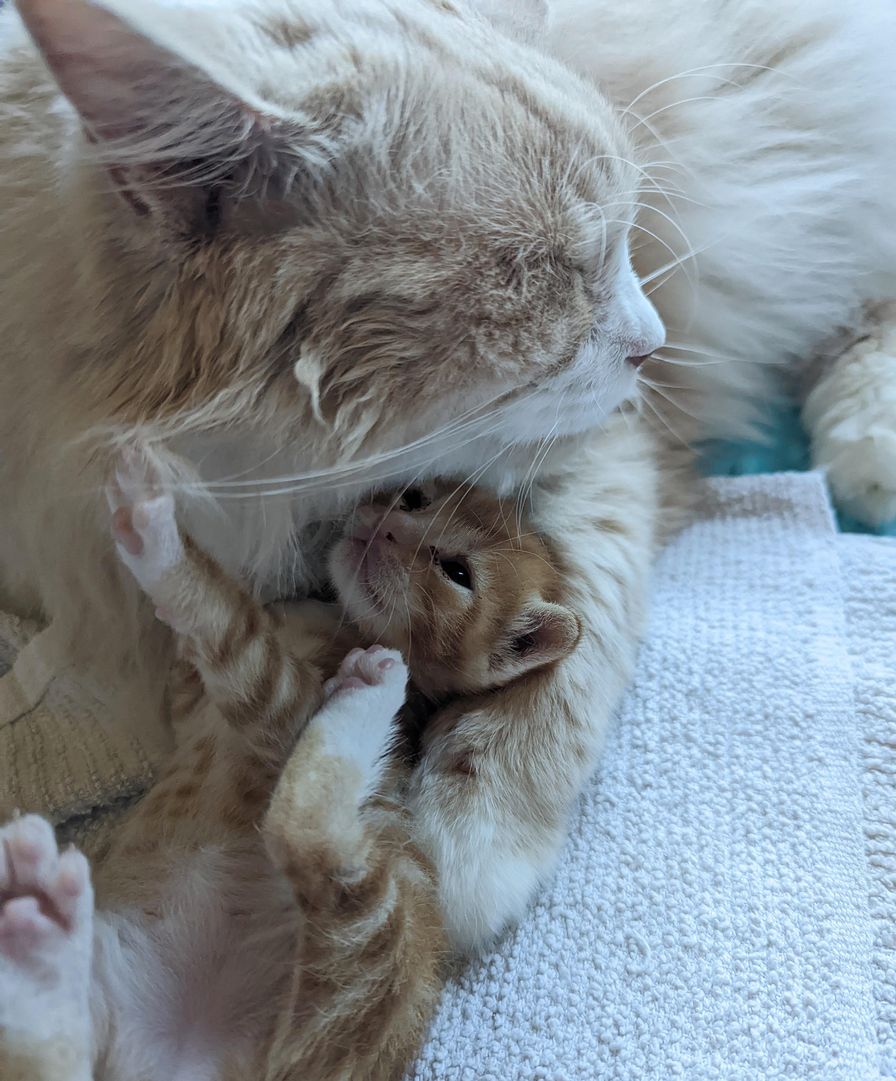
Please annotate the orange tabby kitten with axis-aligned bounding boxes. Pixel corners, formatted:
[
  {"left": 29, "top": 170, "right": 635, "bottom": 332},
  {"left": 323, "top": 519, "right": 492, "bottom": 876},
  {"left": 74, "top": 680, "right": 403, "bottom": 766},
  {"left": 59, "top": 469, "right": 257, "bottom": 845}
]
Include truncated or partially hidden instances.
[{"left": 0, "top": 454, "right": 580, "bottom": 1081}]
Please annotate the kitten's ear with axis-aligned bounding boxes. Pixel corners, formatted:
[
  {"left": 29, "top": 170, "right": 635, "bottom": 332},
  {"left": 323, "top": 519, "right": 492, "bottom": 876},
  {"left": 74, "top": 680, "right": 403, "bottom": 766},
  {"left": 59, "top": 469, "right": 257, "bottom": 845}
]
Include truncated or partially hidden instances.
[
  {"left": 493, "top": 602, "right": 582, "bottom": 683},
  {"left": 17, "top": 0, "right": 298, "bottom": 225},
  {"left": 474, "top": 0, "right": 548, "bottom": 43}
]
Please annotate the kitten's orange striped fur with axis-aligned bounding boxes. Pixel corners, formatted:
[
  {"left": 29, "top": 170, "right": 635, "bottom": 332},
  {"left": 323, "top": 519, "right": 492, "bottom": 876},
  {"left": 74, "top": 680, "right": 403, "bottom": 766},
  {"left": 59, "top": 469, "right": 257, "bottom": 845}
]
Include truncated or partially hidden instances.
[{"left": 0, "top": 453, "right": 582, "bottom": 1081}]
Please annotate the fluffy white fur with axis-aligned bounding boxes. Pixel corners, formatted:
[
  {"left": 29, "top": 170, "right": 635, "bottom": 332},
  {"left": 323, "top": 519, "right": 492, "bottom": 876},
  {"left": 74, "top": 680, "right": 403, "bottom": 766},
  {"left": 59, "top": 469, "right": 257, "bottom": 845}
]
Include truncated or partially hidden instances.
[
  {"left": 1, "top": 0, "right": 896, "bottom": 955},
  {"left": 549, "top": 0, "right": 896, "bottom": 438}
]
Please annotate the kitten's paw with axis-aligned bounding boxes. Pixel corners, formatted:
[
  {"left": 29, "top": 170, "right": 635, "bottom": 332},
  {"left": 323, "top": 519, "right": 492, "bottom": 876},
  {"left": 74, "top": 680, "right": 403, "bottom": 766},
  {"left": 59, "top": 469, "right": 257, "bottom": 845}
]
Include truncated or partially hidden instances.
[
  {"left": 108, "top": 446, "right": 184, "bottom": 603},
  {"left": 804, "top": 325, "right": 896, "bottom": 526},
  {"left": 0, "top": 816, "right": 93, "bottom": 1052},
  {"left": 323, "top": 645, "right": 407, "bottom": 701},
  {"left": 317, "top": 646, "right": 408, "bottom": 782}
]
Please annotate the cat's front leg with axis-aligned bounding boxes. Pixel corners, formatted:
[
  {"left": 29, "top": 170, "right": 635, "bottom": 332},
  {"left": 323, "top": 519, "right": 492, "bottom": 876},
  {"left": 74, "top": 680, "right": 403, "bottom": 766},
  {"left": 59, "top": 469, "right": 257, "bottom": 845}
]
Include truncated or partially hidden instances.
[
  {"left": 0, "top": 815, "right": 95, "bottom": 1081},
  {"left": 408, "top": 417, "right": 671, "bottom": 951},
  {"left": 803, "top": 300, "right": 896, "bottom": 526}
]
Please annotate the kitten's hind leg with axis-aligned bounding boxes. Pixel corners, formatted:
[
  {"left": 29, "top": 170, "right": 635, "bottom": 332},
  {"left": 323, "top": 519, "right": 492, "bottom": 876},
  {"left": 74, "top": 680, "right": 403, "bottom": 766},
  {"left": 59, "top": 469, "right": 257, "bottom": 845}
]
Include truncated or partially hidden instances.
[
  {"left": 0, "top": 815, "right": 94, "bottom": 1081},
  {"left": 260, "top": 648, "right": 445, "bottom": 1081},
  {"left": 263, "top": 645, "right": 409, "bottom": 892},
  {"left": 803, "top": 301, "right": 896, "bottom": 526}
]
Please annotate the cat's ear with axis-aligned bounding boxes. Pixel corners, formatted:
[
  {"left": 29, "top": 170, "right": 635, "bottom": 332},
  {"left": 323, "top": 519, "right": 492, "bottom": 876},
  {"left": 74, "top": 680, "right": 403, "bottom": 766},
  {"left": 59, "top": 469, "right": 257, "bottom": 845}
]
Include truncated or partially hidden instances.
[
  {"left": 492, "top": 602, "right": 582, "bottom": 683},
  {"left": 474, "top": 0, "right": 548, "bottom": 43},
  {"left": 16, "top": 0, "right": 300, "bottom": 226}
]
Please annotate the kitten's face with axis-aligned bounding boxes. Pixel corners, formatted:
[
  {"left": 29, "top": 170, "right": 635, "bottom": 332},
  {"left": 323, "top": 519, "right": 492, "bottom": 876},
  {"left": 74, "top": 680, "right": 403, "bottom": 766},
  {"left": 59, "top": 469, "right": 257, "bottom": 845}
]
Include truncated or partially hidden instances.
[
  {"left": 328, "top": 485, "right": 581, "bottom": 696},
  {"left": 20, "top": 0, "right": 664, "bottom": 463}
]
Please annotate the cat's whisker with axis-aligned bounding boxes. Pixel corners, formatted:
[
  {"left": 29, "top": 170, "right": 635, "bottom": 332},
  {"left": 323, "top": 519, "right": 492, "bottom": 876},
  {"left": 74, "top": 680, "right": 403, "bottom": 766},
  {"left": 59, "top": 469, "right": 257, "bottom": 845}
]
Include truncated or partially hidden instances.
[
  {"left": 416, "top": 441, "right": 516, "bottom": 562},
  {"left": 604, "top": 215, "right": 687, "bottom": 287},
  {"left": 633, "top": 391, "right": 691, "bottom": 450},
  {"left": 515, "top": 411, "right": 563, "bottom": 539},
  {"left": 620, "top": 62, "right": 782, "bottom": 118},
  {"left": 637, "top": 380, "right": 699, "bottom": 446},
  {"left": 639, "top": 231, "right": 727, "bottom": 288}
]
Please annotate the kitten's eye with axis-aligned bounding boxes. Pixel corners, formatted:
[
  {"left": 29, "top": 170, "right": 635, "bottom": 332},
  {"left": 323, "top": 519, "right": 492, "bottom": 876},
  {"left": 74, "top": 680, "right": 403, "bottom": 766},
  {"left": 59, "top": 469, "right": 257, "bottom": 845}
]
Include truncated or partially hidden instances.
[
  {"left": 400, "top": 488, "right": 430, "bottom": 512},
  {"left": 438, "top": 556, "right": 473, "bottom": 591}
]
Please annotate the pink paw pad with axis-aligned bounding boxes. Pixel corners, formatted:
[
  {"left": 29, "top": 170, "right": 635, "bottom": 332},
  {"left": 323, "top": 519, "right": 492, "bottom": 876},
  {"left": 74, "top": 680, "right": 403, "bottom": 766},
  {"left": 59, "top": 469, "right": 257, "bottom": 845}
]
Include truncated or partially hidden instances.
[
  {"left": 0, "top": 816, "right": 91, "bottom": 964},
  {"left": 323, "top": 645, "right": 406, "bottom": 699}
]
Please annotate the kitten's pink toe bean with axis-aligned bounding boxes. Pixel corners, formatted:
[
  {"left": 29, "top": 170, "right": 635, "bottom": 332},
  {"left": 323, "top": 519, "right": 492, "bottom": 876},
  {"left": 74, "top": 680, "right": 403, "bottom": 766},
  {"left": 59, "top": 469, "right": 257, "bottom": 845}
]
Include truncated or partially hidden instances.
[
  {"left": 340, "top": 676, "right": 366, "bottom": 691},
  {"left": 8, "top": 817, "right": 58, "bottom": 889},
  {"left": 54, "top": 850, "right": 90, "bottom": 925},
  {"left": 0, "top": 897, "right": 56, "bottom": 958},
  {"left": 112, "top": 508, "right": 142, "bottom": 555},
  {"left": 353, "top": 647, "right": 404, "bottom": 686}
]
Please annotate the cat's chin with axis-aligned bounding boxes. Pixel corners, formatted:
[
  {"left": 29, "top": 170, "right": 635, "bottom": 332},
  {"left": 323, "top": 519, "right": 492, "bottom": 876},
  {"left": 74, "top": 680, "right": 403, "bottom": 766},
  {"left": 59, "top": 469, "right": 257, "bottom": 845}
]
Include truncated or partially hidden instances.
[{"left": 490, "top": 380, "right": 640, "bottom": 450}]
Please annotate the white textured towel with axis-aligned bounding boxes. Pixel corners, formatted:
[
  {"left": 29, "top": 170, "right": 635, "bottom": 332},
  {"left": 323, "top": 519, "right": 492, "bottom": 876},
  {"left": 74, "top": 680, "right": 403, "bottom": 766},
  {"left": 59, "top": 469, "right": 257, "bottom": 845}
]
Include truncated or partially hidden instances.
[
  {"left": 1, "top": 473, "right": 893, "bottom": 1075},
  {"left": 843, "top": 536, "right": 896, "bottom": 1078},
  {"left": 412, "top": 473, "right": 893, "bottom": 1081}
]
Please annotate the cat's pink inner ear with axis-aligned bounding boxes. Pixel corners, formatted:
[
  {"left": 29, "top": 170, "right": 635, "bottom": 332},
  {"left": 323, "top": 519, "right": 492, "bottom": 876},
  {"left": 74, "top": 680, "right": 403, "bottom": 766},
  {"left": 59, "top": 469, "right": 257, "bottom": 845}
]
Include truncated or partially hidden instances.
[{"left": 17, "top": 0, "right": 266, "bottom": 196}]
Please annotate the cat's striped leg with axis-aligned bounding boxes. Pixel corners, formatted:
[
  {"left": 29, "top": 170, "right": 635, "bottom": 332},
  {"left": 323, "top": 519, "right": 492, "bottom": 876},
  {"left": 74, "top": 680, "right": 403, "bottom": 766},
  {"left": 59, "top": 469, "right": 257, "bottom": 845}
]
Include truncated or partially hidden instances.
[
  {"left": 260, "top": 646, "right": 445, "bottom": 1081},
  {"left": 0, "top": 816, "right": 94, "bottom": 1081},
  {"left": 109, "top": 448, "right": 324, "bottom": 767}
]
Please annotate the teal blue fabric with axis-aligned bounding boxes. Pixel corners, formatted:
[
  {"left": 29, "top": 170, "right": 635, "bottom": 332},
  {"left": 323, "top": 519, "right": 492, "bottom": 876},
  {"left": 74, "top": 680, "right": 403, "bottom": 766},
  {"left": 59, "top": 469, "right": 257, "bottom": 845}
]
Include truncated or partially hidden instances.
[{"left": 698, "top": 400, "right": 896, "bottom": 536}]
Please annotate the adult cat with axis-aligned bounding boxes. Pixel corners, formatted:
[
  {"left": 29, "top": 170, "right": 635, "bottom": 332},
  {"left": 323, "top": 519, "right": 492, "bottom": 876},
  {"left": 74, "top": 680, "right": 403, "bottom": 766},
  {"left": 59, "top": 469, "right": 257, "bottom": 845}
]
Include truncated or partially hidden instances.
[{"left": 1, "top": 0, "right": 894, "bottom": 950}]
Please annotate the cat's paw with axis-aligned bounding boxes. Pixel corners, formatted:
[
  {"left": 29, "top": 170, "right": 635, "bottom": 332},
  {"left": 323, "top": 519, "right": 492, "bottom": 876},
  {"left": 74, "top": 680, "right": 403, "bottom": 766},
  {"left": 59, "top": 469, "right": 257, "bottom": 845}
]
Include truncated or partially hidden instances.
[
  {"left": 108, "top": 446, "right": 184, "bottom": 605},
  {"left": 804, "top": 325, "right": 896, "bottom": 526},
  {"left": 0, "top": 816, "right": 94, "bottom": 1052},
  {"left": 317, "top": 646, "right": 408, "bottom": 781}
]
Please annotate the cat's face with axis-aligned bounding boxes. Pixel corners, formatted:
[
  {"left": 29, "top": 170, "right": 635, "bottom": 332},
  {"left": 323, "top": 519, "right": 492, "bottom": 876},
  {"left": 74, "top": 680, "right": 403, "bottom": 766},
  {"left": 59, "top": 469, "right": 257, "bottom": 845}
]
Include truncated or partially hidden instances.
[
  {"left": 328, "top": 484, "right": 581, "bottom": 696},
  {"left": 19, "top": 0, "right": 663, "bottom": 465}
]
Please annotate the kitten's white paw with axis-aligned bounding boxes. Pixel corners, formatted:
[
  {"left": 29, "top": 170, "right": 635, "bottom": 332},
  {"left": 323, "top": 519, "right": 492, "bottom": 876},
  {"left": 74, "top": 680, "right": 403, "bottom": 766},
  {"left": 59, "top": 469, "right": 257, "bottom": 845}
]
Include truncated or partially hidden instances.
[
  {"left": 317, "top": 646, "right": 408, "bottom": 785},
  {"left": 109, "top": 446, "right": 183, "bottom": 602},
  {"left": 804, "top": 327, "right": 896, "bottom": 526},
  {"left": 0, "top": 816, "right": 94, "bottom": 1054}
]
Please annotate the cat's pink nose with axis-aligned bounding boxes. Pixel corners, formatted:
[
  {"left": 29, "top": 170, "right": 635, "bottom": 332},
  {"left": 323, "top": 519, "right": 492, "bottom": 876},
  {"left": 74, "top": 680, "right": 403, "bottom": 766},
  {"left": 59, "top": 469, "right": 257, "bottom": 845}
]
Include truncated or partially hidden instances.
[{"left": 626, "top": 353, "right": 652, "bottom": 369}]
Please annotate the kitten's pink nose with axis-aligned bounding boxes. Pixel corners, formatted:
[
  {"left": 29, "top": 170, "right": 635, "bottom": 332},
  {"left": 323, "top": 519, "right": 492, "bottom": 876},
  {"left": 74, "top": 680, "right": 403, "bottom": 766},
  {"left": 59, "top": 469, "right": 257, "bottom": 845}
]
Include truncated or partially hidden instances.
[
  {"left": 352, "top": 506, "right": 416, "bottom": 546},
  {"left": 375, "top": 510, "right": 417, "bottom": 546},
  {"left": 351, "top": 506, "right": 376, "bottom": 541}
]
